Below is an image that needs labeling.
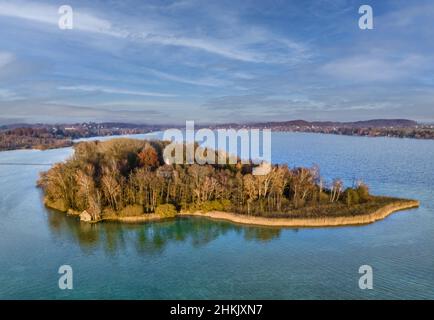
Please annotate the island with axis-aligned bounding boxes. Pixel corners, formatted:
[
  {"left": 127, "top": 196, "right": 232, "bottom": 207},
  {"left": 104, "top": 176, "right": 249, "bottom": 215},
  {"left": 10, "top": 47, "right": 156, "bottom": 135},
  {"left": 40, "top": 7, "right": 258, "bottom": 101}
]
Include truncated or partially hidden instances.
[{"left": 38, "top": 138, "right": 419, "bottom": 227}]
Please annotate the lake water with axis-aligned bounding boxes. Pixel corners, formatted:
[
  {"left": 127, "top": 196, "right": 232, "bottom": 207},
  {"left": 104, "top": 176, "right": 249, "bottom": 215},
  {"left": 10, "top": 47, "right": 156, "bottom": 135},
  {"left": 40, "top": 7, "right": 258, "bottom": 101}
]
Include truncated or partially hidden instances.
[{"left": 0, "top": 132, "right": 433, "bottom": 299}]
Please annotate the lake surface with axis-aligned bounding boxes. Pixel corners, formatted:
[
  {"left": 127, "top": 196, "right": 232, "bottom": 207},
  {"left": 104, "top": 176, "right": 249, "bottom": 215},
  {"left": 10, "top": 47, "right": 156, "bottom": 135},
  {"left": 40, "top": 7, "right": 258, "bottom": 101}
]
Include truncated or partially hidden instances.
[{"left": 0, "top": 132, "right": 433, "bottom": 299}]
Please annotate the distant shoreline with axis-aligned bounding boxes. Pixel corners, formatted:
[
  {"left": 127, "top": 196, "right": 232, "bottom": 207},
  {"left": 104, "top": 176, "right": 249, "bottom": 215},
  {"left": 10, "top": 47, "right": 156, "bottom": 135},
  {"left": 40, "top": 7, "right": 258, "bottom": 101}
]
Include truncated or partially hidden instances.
[
  {"left": 45, "top": 198, "right": 419, "bottom": 228},
  {"left": 2, "top": 129, "right": 434, "bottom": 153},
  {"left": 2, "top": 118, "right": 434, "bottom": 152}
]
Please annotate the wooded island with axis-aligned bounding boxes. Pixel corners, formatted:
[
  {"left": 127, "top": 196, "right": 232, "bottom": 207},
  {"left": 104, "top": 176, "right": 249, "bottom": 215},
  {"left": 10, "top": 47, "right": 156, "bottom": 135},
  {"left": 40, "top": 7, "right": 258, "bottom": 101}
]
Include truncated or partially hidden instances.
[{"left": 38, "top": 138, "right": 418, "bottom": 227}]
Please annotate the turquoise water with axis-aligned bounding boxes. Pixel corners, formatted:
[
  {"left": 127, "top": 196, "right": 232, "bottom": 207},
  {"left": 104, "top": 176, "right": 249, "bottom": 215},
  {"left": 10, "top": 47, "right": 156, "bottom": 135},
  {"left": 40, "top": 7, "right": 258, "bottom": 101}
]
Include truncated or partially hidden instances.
[{"left": 0, "top": 132, "right": 433, "bottom": 299}]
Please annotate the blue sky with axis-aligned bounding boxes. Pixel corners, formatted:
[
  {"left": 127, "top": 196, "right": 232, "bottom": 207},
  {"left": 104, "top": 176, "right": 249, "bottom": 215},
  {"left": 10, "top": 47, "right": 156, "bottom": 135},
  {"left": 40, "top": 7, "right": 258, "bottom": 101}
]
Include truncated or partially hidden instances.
[{"left": 0, "top": 0, "right": 433, "bottom": 124}]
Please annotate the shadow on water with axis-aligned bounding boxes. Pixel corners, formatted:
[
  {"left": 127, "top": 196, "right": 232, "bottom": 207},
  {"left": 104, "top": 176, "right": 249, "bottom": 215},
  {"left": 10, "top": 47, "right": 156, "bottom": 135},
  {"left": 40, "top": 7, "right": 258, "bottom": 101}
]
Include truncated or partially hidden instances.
[{"left": 45, "top": 209, "right": 282, "bottom": 256}]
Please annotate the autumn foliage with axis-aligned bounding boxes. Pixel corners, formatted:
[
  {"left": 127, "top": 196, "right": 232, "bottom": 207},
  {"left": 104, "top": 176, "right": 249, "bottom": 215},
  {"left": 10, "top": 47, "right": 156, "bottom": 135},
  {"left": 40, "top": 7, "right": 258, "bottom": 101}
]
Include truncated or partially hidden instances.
[{"left": 38, "top": 138, "right": 371, "bottom": 221}]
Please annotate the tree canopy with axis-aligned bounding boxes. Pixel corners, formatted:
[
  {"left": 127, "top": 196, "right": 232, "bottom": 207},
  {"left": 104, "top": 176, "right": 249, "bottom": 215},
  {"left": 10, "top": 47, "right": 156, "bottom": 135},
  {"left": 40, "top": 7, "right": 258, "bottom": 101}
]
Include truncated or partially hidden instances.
[{"left": 38, "top": 138, "right": 371, "bottom": 221}]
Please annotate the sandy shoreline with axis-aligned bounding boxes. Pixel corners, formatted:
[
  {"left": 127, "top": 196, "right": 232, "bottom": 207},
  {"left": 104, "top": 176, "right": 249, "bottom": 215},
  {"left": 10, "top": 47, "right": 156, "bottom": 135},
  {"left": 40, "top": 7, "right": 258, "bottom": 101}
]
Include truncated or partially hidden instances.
[
  {"left": 178, "top": 200, "right": 420, "bottom": 227},
  {"left": 45, "top": 198, "right": 419, "bottom": 227}
]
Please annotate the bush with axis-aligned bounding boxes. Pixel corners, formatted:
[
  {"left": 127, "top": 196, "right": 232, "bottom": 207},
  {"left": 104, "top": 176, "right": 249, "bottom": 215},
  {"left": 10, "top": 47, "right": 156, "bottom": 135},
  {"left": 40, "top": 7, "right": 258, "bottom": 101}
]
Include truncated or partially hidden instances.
[
  {"left": 200, "top": 200, "right": 232, "bottom": 212},
  {"left": 155, "top": 204, "right": 177, "bottom": 218},
  {"left": 119, "top": 204, "right": 144, "bottom": 217},
  {"left": 344, "top": 188, "right": 360, "bottom": 206},
  {"left": 45, "top": 198, "right": 68, "bottom": 212},
  {"left": 356, "top": 184, "right": 370, "bottom": 202},
  {"left": 319, "top": 191, "right": 329, "bottom": 204}
]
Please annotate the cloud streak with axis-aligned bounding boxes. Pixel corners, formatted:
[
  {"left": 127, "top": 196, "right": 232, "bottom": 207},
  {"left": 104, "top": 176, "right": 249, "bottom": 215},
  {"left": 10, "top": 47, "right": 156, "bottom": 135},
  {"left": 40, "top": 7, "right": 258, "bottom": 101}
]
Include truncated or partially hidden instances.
[
  {"left": 0, "top": 1, "right": 122, "bottom": 36},
  {"left": 146, "top": 68, "right": 228, "bottom": 87},
  {"left": 57, "top": 85, "right": 176, "bottom": 97},
  {"left": 0, "top": 1, "right": 309, "bottom": 64}
]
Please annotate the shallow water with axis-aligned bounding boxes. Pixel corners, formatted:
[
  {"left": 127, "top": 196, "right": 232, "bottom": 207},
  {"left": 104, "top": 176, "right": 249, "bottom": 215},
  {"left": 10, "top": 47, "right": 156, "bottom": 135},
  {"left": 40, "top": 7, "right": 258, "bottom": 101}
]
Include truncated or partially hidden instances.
[{"left": 0, "top": 132, "right": 433, "bottom": 299}]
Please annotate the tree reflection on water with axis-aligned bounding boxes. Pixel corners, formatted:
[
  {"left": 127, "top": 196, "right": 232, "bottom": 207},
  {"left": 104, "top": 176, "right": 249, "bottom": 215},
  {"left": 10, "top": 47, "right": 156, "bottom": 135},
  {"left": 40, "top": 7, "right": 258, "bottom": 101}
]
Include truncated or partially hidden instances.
[{"left": 46, "top": 210, "right": 282, "bottom": 255}]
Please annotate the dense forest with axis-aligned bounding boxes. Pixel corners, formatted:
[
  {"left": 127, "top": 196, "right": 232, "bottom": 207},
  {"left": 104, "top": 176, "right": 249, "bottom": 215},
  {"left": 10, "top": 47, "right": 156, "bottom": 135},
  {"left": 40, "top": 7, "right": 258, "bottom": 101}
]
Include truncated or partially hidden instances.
[{"left": 38, "top": 138, "right": 378, "bottom": 222}]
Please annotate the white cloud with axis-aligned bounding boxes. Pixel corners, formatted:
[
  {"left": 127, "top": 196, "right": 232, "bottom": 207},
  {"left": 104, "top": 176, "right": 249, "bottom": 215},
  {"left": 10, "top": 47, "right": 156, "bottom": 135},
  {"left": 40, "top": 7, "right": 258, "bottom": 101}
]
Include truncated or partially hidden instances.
[
  {"left": 142, "top": 34, "right": 259, "bottom": 62},
  {"left": 0, "top": 52, "right": 14, "bottom": 68},
  {"left": 57, "top": 85, "right": 176, "bottom": 97},
  {"left": 146, "top": 68, "right": 228, "bottom": 87},
  {"left": 0, "top": 88, "right": 22, "bottom": 101},
  {"left": 321, "top": 55, "right": 427, "bottom": 82},
  {"left": 0, "top": 1, "right": 57, "bottom": 24},
  {"left": 0, "top": 1, "right": 121, "bottom": 36}
]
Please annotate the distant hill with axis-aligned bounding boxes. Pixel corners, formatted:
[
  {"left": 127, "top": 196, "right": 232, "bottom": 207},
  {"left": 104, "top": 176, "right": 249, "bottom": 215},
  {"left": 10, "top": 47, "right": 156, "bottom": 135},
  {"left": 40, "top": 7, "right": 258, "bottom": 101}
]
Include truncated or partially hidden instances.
[
  {"left": 340, "top": 119, "right": 417, "bottom": 128},
  {"left": 247, "top": 119, "right": 418, "bottom": 128},
  {"left": 205, "top": 118, "right": 434, "bottom": 140}
]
